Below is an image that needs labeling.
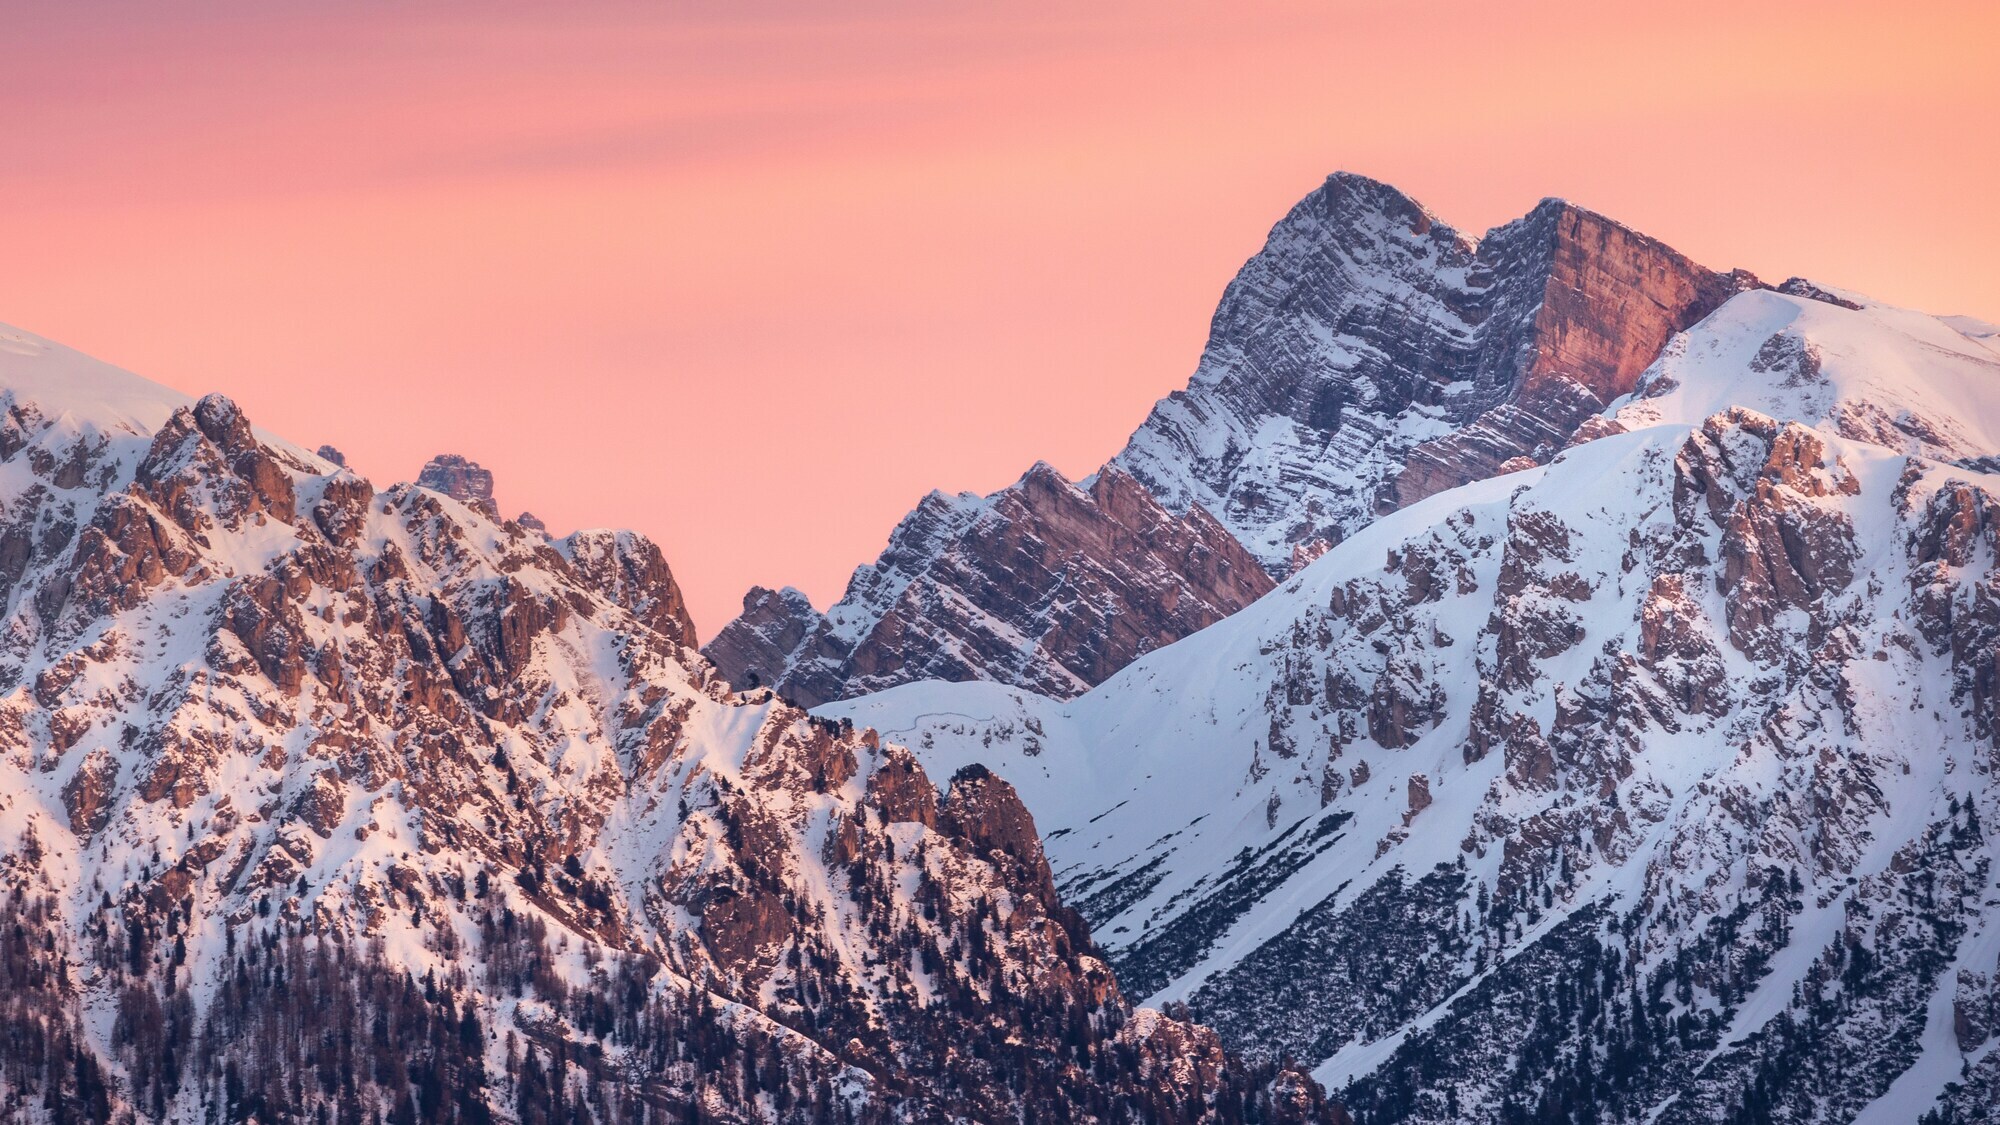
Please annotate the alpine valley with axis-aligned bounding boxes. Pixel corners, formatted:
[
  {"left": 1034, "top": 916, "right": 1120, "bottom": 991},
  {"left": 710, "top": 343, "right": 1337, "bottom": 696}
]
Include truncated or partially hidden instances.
[{"left": 4, "top": 171, "right": 1999, "bottom": 1125}]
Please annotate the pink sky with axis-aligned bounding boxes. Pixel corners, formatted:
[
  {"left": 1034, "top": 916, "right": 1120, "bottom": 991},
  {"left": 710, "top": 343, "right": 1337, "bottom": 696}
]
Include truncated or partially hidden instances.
[{"left": 5, "top": 1, "right": 1996, "bottom": 638}]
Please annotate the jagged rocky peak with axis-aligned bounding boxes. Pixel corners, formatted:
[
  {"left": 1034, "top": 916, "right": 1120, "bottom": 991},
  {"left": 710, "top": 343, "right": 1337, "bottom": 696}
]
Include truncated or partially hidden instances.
[
  {"left": 1114, "top": 171, "right": 1754, "bottom": 571},
  {"left": 415, "top": 450, "right": 551, "bottom": 534},
  {"left": 415, "top": 450, "right": 499, "bottom": 518},
  {"left": 1388, "top": 195, "right": 1755, "bottom": 508},
  {"left": 0, "top": 326, "right": 1328, "bottom": 1122},
  {"left": 705, "top": 457, "right": 1274, "bottom": 706},
  {"left": 1492, "top": 194, "right": 1749, "bottom": 404},
  {"left": 704, "top": 584, "right": 824, "bottom": 691},
  {"left": 556, "top": 526, "right": 699, "bottom": 648},
  {"left": 708, "top": 173, "right": 1753, "bottom": 708}
]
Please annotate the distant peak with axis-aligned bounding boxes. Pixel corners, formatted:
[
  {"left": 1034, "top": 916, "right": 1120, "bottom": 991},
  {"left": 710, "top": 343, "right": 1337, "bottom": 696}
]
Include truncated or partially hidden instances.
[
  {"left": 420, "top": 452, "right": 483, "bottom": 475},
  {"left": 1305, "top": 171, "right": 1451, "bottom": 237},
  {"left": 416, "top": 453, "right": 499, "bottom": 518},
  {"left": 1776, "top": 277, "right": 1866, "bottom": 311},
  {"left": 1018, "top": 459, "right": 1074, "bottom": 488},
  {"left": 1505, "top": 194, "right": 1690, "bottom": 261}
]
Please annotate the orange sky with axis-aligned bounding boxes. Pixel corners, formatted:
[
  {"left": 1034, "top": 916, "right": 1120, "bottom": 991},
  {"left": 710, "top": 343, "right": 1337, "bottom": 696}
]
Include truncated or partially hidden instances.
[{"left": 4, "top": 0, "right": 1996, "bottom": 638}]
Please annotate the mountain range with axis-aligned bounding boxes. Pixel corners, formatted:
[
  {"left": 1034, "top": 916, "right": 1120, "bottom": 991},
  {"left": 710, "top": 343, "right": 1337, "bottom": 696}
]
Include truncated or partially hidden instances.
[
  {"left": 0, "top": 325, "right": 1325, "bottom": 1122},
  {"left": 6, "top": 171, "right": 2000, "bottom": 1124}
]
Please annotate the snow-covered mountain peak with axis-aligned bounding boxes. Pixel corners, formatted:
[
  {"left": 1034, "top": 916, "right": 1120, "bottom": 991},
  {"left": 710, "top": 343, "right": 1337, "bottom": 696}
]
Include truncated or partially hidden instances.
[
  {"left": 1614, "top": 286, "right": 2000, "bottom": 464},
  {"left": 0, "top": 322, "right": 340, "bottom": 506},
  {"left": 709, "top": 172, "right": 1752, "bottom": 709},
  {"left": 1112, "top": 172, "right": 1748, "bottom": 573},
  {"left": 0, "top": 321, "right": 190, "bottom": 437},
  {"left": 0, "top": 326, "right": 1312, "bottom": 1121},
  {"left": 826, "top": 280, "right": 2000, "bottom": 1120}
]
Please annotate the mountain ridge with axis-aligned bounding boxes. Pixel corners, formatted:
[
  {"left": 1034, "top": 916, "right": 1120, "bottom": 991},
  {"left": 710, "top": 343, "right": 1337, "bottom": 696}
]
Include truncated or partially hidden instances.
[
  {"left": 705, "top": 459, "right": 1273, "bottom": 706},
  {"left": 0, "top": 322, "right": 1326, "bottom": 1123},
  {"left": 712, "top": 171, "right": 1756, "bottom": 706}
]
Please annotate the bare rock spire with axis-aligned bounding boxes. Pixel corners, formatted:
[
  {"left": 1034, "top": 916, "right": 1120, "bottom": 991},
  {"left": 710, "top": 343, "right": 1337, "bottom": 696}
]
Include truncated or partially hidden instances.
[{"left": 416, "top": 452, "right": 499, "bottom": 519}]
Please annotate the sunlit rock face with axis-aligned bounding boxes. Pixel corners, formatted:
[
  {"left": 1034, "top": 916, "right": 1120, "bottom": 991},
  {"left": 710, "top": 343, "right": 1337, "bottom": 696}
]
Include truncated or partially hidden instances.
[
  {"left": 415, "top": 452, "right": 499, "bottom": 519},
  {"left": 705, "top": 460, "right": 1273, "bottom": 706},
  {"left": 1115, "top": 171, "right": 1754, "bottom": 571}
]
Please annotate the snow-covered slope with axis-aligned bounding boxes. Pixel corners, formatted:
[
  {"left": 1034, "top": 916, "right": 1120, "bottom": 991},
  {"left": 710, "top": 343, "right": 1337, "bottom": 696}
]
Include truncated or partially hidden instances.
[
  {"left": 1614, "top": 286, "right": 2000, "bottom": 464},
  {"left": 825, "top": 287, "right": 2000, "bottom": 1122},
  {"left": 0, "top": 323, "right": 1324, "bottom": 1124},
  {"left": 0, "top": 324, "right": 191, "bottom": 434}
]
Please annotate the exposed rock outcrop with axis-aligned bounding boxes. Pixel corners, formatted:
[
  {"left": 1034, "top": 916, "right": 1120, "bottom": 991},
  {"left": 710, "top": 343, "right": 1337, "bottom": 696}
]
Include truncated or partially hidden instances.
[
  {"left": 706, "top": 462, "right": 1273, "bottom": 705},
  {"left": 716, "top": 173, "right": 1753, "bottom": 706},
  {"left": 415, "top": 451, "right": 499, "bottom": 519},
  {"left": 559, "top": 527, "right": 698, "bottom": 648}
]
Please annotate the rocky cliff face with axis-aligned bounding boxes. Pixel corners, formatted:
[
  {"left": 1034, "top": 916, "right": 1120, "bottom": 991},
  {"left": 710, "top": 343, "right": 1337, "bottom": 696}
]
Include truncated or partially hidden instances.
[
  {"left": 1115, "top": 172, "right": 1752, "bottom": 569},
  {"left": 0, "top": 326, "right": 1323, "bottom": 1124},
  {"left": 828, "top": 288, "right": 2000, "bottom": 1122},
  {"left": 705, "top": 462, "right": 1273, "bottom": 706}
]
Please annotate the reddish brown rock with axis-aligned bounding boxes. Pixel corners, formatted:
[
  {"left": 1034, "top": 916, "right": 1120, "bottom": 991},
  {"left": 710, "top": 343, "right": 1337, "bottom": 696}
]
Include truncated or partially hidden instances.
[
  {"left": 1680, "top": 416, "right": 1862, "bottom": 664},
  {"left": 289, "top": 772, "right": 348, "bottom": 838},
  {"left": 1366, "top": 656, "right": 1445, "bottom": 749},
  {"left": 707, "top": 461, "right": 1274, "bottom": 704},
  {"left": 310, "top": 472, "right": 374, "bottom": 547},
  {"left": 415, "top": 453, "right": 499, "bottom": 519},
  {"left": 61, "top": 749, "right": 119, "bottom": 836},
  {"left": 1636, "top": 573, "right": 1729, "bottom": 717},
  {"left": 43, "top": 494, "right": 199, "bottom": 633},
  {"left": 1394, "top": 206, "right": 1750, "bottom": 507},
  {"left": 196, "top": 394, "right": 298, "bottom": 522},
  {"left": 220, "top": 575, "right": 310, "bottom": 695},
  {"left": 1405, "top": 773, "right": 1432, "bottom": 821},
  {"left": 697, "top": 883, "right": 793, "bottom": 982},
  {"left": 559, "top": 529, "right": 697, "bottom": 648},
  {"left": 939, "top": 763, "right": 1048, "bottom": 876},
  {"left": 865, "top": 744, "right": 939, "bottom": 827}
]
